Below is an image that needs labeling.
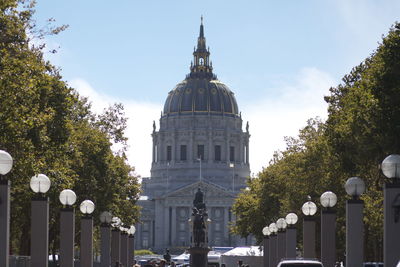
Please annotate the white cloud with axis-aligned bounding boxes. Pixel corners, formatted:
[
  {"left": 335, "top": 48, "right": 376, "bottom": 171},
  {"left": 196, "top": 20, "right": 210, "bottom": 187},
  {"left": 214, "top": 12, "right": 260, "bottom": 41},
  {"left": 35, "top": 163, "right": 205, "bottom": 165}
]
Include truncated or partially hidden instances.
[
  {"left": 241, "top": 67, "right": 336, "bottom": 176},
  {"left": 70, "top": 67, "right": 336, "bottom": 179},
  {"left": 70, "top": 78, "right": 162, "bottom": 178}
]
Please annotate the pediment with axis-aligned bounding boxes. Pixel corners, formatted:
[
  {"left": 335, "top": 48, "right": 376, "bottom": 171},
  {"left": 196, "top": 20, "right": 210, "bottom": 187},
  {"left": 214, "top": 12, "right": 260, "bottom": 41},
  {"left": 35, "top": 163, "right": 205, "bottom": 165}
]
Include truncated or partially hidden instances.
[{"left": 164, "top": 180, "right": 235, "bottom": 199}]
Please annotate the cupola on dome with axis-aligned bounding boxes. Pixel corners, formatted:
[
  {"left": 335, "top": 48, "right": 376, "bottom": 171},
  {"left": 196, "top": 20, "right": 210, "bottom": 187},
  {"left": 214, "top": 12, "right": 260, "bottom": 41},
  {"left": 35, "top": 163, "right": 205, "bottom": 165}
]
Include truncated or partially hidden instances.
[{"left": 162, "top": 18, "right": 239, "bottom": 117}]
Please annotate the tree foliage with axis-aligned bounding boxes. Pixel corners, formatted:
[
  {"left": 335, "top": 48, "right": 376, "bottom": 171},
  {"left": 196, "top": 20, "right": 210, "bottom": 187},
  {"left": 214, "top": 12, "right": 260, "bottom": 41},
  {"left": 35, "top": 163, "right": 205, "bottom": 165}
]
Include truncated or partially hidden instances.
[
  {"left": 0, "top": 0, "right": 140, "bottom": 255},
  {"left": 233, "top": 23, "right": 400, "bottom": 261}
]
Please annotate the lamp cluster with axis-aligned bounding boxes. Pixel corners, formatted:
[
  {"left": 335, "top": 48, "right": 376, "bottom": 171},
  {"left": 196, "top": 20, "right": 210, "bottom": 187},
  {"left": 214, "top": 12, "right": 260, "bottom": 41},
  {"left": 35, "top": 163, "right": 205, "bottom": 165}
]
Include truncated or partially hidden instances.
[{"left": 0, "top": 150, "right": 137, "bottom": 267}]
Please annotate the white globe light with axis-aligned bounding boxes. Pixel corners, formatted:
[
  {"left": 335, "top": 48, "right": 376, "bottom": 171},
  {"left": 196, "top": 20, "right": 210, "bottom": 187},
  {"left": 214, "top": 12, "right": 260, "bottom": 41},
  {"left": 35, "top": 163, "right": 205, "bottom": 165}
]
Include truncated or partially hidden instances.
[
  {"left": 0, "top": 150, "right": 13, "bottom": 175},
  {"left": 80, "top": 200, "right": 95, "bottom": 214},
  {"left": 276, "top": 218, "right": 287, "bottom": 230},
  {"left": 381, "top": 154, "right": 400, "bottom": 179},
  {"left": 100, "top": 211, "right": 113, "bottom": 224},
  {"left": 320, "top": 191, "right": 337, "bottom": 208},
  {"left": 269, "top": 222, "right": 278, "bottom": 233},
  {"left": 30, "top": 174, "right": 51, "bottom": 193},
  {"left": 285, "top": 213, "right": 298, "bottom": 225},
  {"left": 128, "top": 225, "right": 136, "bottom": 235},
  {"left": 59, "top": 189, "right": 77, "bottom": 206},
  {"left": 262, "top": 226, "right": 270, "bottom": 236},
  {"left": 302, "top": 201, "right": 317, "bottom": 216},
  {"left": 345, "top": 177, "right": 366, "bottom": 197},
  {"left": 111, "top": 217, "right": 122, "bottom": 228}
]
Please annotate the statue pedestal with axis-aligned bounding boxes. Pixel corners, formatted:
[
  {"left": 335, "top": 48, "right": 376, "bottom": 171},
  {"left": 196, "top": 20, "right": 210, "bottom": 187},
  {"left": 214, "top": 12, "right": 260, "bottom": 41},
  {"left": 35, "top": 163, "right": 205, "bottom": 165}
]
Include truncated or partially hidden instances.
[{"left": 188, "top": 247, "right": 210, "bottom": 267}]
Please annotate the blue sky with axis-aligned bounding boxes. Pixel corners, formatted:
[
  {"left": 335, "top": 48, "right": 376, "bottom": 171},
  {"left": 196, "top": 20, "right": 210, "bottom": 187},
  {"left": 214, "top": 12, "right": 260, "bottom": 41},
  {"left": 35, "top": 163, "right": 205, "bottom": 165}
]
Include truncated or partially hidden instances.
[{"left": 33, "top": 0, "right": 400, "bottom": 177}]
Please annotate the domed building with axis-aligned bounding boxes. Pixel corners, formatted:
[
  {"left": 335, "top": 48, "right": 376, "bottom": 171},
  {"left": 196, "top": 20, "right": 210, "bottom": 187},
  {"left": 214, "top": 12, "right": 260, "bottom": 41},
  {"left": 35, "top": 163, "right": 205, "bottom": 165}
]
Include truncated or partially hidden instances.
[{"left": 136, "top": 20, "right": 251, "bottom": 252}]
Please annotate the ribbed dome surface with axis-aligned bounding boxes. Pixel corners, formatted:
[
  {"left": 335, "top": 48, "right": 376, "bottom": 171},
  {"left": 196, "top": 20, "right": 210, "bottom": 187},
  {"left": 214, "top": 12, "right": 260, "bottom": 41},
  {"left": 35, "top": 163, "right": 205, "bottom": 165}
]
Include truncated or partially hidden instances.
[{"left": 163, "top": 78, "right": 239, "bottom": 117}]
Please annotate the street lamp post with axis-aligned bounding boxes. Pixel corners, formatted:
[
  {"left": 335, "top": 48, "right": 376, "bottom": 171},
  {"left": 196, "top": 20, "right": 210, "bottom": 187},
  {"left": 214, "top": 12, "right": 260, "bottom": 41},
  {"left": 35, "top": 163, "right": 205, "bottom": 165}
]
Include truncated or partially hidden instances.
[
  {"left": 262, "top": 226, "right": 270, "bottom": 267},
  {"left": 320, "top": 191, "right": 337, "bottom": 267},
  {"left": 381, "top": 154, "right": 400, "bottom": 266},
  {"left": 268, "top": 223, "right": 278, "bottom": 267},
  {"left": 276, "top": 218, "right": 287, "bottom": 263},
  {"left": 197, "top": 158, "right": 202, "bottom": 182},
  {"left": 30, "top": 174, "right": 51, "bottom": 267},
  {"left": 285, "top": 213, "right": 298, "bottom": 258},
  {"left": 80, "top": 200, "right": 95, "bottom": 267},
  {"left": 0, "top": 150, "right": 13, "bottom": 267},
  {"left": 128, "top": 225, "right": 136, "bottom": 267},
  {"left": 100, "top": 211, "right": 113, "bottom": 267},
  {"left": 229, "top": 163, "right": 235, "bottom": 192},
  {"left": 345, "top": 177, "right": 365, "bottom": 267},
  {"left": 59, "top": 189, "right": 77, "bottom": 267},
  {"left": 120, "top": 227, "right": 129, "bottom": 267},
  {"left": 301, "top": 197, "right": 317, "bottom": 258},
  {"left": 111, "top": 217, "right": 122, "bottom": 266}
]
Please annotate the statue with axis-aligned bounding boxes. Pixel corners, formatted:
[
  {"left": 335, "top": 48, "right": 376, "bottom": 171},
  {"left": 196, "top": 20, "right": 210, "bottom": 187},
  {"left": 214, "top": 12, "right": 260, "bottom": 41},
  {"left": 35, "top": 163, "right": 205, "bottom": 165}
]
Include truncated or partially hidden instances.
[
  {"left": 193, "top": 188, "right": 205, "bottom": 210},
  {"left": 246, "top": 121, "right": 249, "bottom": 132},
  {"left": 188, "top": 185, "right": 210, "bottom": 267},
  {"left": 192, "top": 208, "right": 207, "bottom": 247},
  {"left": 153, "top": 120, "right": 156, "bottom": 133}
]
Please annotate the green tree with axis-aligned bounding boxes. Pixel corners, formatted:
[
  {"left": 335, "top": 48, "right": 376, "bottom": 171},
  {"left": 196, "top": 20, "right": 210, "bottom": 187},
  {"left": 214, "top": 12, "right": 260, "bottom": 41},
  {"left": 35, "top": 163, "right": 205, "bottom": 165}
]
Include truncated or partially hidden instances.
[{"left": 0, "top": 0, "right": 140, "bottom": 256}]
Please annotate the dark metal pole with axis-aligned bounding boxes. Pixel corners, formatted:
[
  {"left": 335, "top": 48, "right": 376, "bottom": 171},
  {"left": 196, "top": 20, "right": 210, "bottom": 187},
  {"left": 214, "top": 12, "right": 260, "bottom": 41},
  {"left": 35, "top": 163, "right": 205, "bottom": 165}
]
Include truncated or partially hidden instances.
[
  {"left": 111, "top": 229, "right": 121, "bottom": 266},
  {"left": 384, "top": 182, "right": 400, "bottom": 267},
  {"left": 277, "top": 230, "right": 286, "bottom": 263},
  {"left": 321, "top": 209, "right": 336, "bottom": 267},
  {"left": 286, "top": 226, "right": 296, "bottom": 258},
  {"left": 81, "top": 215, "right": 93, "bottom": 267},
  {"left": 60, "top": 207, "right": 75, "bottom": 267},
  {"left": 31, "top": 196, "right": 49, "bottom": 267},
  {"left": 303, "top": 216, "right": 316, "bottom": 258},
  {"left": 100, "top": 224, "right": 111, "bottom": 267},
  {"left": 128, "top": 234, "right": 135, "bottom": 267},
  {"left": 0, "top": 179, "right": 10, "bottom": 267},
  {"left": 263, "top": 236, "right": 269, "bottom": 267},
  {"left": 269, "top": 234, "right": 277, "bottom": 267},
  {"left": 120, "top": 232, "right": 128, "bottom": 267},
  {"left": 346, "top": 199, "right": 364, "bottom": 267}
]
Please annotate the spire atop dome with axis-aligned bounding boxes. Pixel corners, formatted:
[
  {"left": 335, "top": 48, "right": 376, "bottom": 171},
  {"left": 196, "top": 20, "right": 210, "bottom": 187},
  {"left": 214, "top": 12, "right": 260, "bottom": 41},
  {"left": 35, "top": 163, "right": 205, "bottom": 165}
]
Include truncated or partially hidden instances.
[
  {"left": 200, "top": 16, "right": 204, "bottom": 38},
  {"left": 189, "top": 17, "right": 214, "bottom": 79}
]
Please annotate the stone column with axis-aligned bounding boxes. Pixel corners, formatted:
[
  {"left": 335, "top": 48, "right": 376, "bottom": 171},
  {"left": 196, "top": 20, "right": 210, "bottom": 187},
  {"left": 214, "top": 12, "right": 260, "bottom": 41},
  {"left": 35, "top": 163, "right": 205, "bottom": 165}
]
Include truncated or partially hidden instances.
[
  {"left": 60, "top": 207, "right": 75, "bottom": 267},
  {"left": 128, "top": 234, "right": 135, "bottom": 267},
  {"left": 31, "top": 196, "right": 49, "bottom": 267},
  {"left": 171, "top": 207, "right": 177, "bottom": 245},
  {"left": 80, "top": 215, "right": 93, "bottom": 267},
  {"left": 0, "top": 180, "right": 10, "bottom": 267},
  {"left": 263, "top": 236, "right": 269, "bottom": 267},
  {"left": 346, "top": 199, "right": 364, "bottom": 267},
  {"left": 321, "top": 209, "right": 336, "bottom": 267},
  {"left": 189, "top": 131, "right": 194, "bottom": 162},
  {"left": 111, "top": 229, "right": 121, "bottom": 265},
  {"left": 100, "top": 224, "right": 111, "bottom": 267},
  {"left": 269, "top": 234, "right": 277, "bottom": 267},
  {"left": 120, "top": 232, "right": 128, "bottom": 267},
  {"left": 277, "top": 231, "right": 286, "bottom": 263},
  {"left": 208, "top": 131, "right": 213, "bottom": 163},
  {"left": 285, "top": 226, "right": 296, "bottom": 258},
  {"left": 303, "top": 216, "right": 316, "bottom": 258},
  {"left": 384, "top": 182, "right": 400, "bottom": 267},
  {"left": 223, "top": 207, "right": 229, "bottom": 242},
  {"left": 164, "top": 205, "right": 171, "bottom": 246}
]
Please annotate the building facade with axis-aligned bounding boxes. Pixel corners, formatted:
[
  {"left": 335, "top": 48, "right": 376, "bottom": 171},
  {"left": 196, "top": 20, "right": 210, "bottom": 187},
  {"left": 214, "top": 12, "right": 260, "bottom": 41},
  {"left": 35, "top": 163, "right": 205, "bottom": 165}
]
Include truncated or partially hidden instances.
[{"left": 136, "top": 20, "right": 251, "bottom": 252}]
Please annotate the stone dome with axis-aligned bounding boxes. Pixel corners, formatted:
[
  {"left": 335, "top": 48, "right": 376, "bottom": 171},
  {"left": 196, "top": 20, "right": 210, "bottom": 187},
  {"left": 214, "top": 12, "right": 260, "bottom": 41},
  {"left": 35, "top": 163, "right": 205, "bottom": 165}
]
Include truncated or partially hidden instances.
[
  {"left": 162, "top": 19, "right": 239, "bottom": 117},
  {"left": 163, "top": 78, "right": 239, "bottom": 117}
]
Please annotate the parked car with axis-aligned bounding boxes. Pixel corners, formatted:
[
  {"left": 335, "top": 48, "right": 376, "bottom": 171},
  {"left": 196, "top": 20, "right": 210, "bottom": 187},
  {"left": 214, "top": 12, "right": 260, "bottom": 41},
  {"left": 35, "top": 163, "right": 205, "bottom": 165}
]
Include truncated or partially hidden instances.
[
  {"left": 363, "top": 262, "right": 383, "bottom": 267},
  {"left": 277, "top": 259, "right": 324, "bottom": 267}
]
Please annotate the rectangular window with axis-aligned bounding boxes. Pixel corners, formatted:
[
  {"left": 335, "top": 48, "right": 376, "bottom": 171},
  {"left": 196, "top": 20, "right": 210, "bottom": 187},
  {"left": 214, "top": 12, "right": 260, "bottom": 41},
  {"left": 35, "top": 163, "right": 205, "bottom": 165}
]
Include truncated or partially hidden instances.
[
  {"left": 180, "top": 145, "right": 187, "bottom": 161},
  {"left": 197, "top": 145, "right": 204, "bottom": 160},
  {"left": 215, "top": 145, "right": 221, "bottom": 161},
  {"left": 230, "top": 146, "right": 235, "bottom": 162},
  {"left": 167, "top": 145, "right": 172, "bottom": 161}
]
